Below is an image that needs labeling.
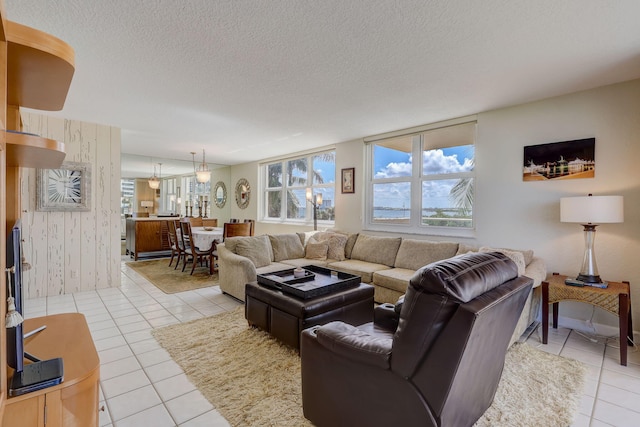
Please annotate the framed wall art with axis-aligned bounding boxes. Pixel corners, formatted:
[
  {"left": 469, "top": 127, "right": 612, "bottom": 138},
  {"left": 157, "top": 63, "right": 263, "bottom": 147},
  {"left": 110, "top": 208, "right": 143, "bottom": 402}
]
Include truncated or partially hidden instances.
[
  {"left": 523, "top": 138, "right": 595, "bottom": 181},
  {"left": 341, "top": 168, "right": 355, "bottom": 193},
  {"left": 37, "top": 161, "right": 92, "bottom": 211}
]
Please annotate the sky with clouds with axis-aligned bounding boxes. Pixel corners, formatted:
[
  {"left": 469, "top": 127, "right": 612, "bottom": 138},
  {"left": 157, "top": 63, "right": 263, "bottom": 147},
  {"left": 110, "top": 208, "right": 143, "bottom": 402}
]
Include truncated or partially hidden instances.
[{"left": 373, "top": 145, "right": 473, "bottom": 210}]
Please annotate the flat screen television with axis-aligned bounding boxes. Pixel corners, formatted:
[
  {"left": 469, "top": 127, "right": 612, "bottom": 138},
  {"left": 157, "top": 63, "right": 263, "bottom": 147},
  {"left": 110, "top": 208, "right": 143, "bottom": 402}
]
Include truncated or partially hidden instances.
[
  {"left": 6, "top": 219, "right": 64, "bottom": 396},
  {"left": 6, "top": 219, "right": 24, "bottom": 372}
]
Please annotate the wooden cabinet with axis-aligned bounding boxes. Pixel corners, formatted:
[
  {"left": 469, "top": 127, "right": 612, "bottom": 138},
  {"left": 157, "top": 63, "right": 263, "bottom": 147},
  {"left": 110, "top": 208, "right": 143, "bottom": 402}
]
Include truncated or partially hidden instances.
[
  {"left": 3, "top": 314, "right": 100, "bottom": 427},
  {"left": 126, "top": 218, "right": 173, "bottom": 260}
]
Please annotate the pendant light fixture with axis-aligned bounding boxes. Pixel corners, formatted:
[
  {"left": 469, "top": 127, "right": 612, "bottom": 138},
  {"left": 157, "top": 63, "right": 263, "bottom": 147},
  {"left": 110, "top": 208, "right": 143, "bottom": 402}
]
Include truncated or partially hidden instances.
[
  {"left": 148, "top": 162, "right": 161, "bottom": 190},
  {"left": 196, "top": 149, "right": 211, "bottom": 183}
]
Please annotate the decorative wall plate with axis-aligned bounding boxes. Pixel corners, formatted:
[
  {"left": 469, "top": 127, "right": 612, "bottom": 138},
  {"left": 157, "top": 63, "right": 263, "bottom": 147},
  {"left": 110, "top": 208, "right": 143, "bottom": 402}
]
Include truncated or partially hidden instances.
[
  {"left": 214, "top": 181, "right": 227, "bottom": 208},
  {"left": 37, "top": 161, "right": 91, "bottom": 211},
  {"left": 235, "top": 178, "right": 251, "bottom": 209}
]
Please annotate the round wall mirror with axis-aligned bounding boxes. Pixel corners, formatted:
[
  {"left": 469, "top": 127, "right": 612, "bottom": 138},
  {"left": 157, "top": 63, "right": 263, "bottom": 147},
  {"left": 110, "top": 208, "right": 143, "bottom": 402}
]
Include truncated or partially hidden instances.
[
  {"left": 235, "top": 178, "right": 251, "bottom": 209},
  {"left": 213, "top": 181, "right": 227, "bottom": 208}
]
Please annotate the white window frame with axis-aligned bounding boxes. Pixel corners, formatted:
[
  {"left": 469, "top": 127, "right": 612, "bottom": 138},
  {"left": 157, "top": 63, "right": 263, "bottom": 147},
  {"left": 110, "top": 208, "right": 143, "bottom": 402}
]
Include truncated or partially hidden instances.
[
  {"left": 260, "top": 149, "right": 336, "bottom": 226},
  {"left": 364, "top": 117, "right": 476, "bottom": 238}
]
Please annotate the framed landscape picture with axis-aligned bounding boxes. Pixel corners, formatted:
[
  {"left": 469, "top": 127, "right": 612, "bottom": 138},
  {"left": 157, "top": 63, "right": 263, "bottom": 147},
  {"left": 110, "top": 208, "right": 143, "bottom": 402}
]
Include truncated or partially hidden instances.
[
  {"left": 37, "top": 161, "right": 92, "bottom": 211},
  {"left": 523, "top": 138, "right": 595, "bottom": 181},
  {"left": 341, "top": 168, "right": 355, "bottom": 193}
]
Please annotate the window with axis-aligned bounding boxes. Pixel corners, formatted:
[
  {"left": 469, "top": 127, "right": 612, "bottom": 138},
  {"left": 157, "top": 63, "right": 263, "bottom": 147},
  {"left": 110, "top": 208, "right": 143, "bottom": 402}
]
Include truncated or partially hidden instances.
[
  {"left": 262, "top": 150, "right": 336, "bottom": 224},
  {"left": 366, "top": 121, "right": 475, "bottom": 236}
]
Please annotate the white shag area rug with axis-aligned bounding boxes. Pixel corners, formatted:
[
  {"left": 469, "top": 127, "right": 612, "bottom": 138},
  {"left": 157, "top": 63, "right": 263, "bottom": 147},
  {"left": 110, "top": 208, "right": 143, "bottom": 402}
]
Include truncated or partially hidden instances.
[{"left": 153, "top": 308, "right": 586, "bottom": 427}]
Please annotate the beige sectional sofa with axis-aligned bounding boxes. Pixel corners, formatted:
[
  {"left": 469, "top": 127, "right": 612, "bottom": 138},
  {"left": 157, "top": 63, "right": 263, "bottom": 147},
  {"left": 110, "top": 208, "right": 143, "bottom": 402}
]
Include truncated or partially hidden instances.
[{"left": 217, "top": 231, "right": 546, "bottom": 344}]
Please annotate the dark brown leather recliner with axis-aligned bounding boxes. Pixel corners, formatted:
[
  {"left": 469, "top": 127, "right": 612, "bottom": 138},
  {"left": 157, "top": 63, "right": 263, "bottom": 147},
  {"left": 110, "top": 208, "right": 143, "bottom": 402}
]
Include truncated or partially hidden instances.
[{"left": 300, "top": 251, "right": 533, "bottom": 427}]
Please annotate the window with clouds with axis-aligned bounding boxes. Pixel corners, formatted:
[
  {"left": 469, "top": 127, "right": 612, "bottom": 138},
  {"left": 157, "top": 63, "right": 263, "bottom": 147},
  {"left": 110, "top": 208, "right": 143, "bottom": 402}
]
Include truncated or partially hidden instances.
[{"left": 365, "top": 121, "right": 476, "bottom": 236}]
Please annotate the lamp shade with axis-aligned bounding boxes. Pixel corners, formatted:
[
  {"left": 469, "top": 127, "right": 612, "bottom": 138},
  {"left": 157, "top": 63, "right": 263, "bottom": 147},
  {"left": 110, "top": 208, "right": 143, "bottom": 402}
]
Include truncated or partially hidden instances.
[
  {"left": 560, "top": 195, "right": 623, "bottom": 224},
  {"left": 140, "top": 201, "right": 154, "bottom": 208}
]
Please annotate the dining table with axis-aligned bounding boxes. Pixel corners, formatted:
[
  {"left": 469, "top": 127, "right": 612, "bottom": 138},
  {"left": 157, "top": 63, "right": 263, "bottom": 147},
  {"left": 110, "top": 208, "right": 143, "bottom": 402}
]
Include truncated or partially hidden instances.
[{"left": 190, "top": 226, "right": 224, "bottom": 251}]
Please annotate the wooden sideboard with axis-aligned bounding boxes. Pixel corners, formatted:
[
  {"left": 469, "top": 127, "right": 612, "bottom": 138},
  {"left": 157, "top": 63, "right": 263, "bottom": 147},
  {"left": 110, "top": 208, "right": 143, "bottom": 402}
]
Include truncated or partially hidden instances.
[
  {"left": 126, "top": 217, "right": 175, "bottom": 260},
  {"left": 3, "top": 314, "right": 100, "bottom": 427}
]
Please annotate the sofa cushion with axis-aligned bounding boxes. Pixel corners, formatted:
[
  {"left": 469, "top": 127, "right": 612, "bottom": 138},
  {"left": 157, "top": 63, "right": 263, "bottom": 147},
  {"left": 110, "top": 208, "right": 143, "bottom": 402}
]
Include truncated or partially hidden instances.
[
  {"left": 344, "top": 233, "right": 359, "bottom": 259},
  {"left": 350, "top": 235, "right": 402, "bottom": 267},
  {"left": 255, "top": 262, "right": 294, "bottom": 275},
  {"left": 234, "top": 235, "right": 273, "bottom": 268},
  {"left": 269, "top": 234, "right": 305, "bottom": 262},
  {"left": 479, "top": 247, "right": 526, "bottom": 276},
  {"left": 281, "top": 258, "right": 329, "bottom": 268},
  {"left": 455, "top": 243, "right": 478, "bottom": 256},
  {"left": 394, "top": 239, "right": 459, "bottom": 271},
  {"left": 373, "top": 268, "right": 415, "bottom": 294},
  {"left": 458, "top": 243, "right": 534, "bottom": 266},
  {"left": 327, "top": 259, "right": 391, "bottom": 283},
  {"left": 305, "top": 240, "right": 329, "bottom": 260}
]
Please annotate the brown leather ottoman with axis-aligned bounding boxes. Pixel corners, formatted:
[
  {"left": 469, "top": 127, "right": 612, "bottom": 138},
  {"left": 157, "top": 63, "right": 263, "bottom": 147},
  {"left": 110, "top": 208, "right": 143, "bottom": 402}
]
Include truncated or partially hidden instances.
[{"left": 245, "top": 281, "right": 374, "bottom": 350}]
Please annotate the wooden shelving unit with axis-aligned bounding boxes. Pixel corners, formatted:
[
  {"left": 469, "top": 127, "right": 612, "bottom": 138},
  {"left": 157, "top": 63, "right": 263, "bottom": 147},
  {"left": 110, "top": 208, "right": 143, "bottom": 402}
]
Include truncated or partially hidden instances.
[
  {"left": 5, "top": 20, "right": 75, "bottom": 111},
  {"left": 5, "top": 131, "right": 65, "bottom": 168},
  {"left": 0, "top": 8, "right": 98, "bottom": 426}
]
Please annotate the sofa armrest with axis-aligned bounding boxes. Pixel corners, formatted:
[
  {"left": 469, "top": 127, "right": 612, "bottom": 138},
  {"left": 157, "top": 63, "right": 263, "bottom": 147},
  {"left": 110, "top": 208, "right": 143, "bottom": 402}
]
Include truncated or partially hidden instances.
[
  {"left": 312, "top": 321, "right": 392, "bottom": 369},
  {"left": 523, "top": 256, "right": 547, "bottom": 287},
  {"left": 218, "top": 243, "right": 258, "bottom": 301}
]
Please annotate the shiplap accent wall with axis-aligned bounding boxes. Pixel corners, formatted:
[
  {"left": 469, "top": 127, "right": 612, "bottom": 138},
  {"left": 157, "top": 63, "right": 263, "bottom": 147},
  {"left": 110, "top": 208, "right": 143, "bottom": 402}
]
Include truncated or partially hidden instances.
[{"left": 19, "top": 112, "right": 121, "bottom": 298}]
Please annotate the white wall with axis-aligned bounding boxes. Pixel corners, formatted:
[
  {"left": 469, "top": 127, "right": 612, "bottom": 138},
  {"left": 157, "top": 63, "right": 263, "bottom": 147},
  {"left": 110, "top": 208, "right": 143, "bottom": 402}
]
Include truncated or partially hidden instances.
[
  {"left": 474, "top": 80, "right": 640, "bottom": 329},
  {"left": 19, "top": 113, "right": 121, "bottom": 298},
  {"left": 234, "top": 79, "right": 640, "bottom": 329}
]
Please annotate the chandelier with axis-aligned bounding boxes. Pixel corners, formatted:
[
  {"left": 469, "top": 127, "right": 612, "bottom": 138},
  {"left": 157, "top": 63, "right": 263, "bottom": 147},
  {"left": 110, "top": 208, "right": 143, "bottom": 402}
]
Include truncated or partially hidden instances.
[
  {"left": 195, "top": 149, "right": 211, "bottom": 183},
  {"left": 148, "top": 163, "right": 161, "bottom": 189}
]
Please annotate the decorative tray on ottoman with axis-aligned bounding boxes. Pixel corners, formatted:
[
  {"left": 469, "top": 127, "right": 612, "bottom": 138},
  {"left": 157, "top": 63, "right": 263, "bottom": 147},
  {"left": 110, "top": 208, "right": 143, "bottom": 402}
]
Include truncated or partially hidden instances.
[{"left": 257, "top": 265, "right": 361, "bottom": 299}]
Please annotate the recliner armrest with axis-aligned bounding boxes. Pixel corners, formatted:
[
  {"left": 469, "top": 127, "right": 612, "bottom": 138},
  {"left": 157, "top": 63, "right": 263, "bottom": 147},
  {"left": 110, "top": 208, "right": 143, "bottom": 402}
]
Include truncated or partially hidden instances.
[
  {"left": 313, "top": 321, "right": 392, "bottom": 369},
  {"left": 374, "top": 303, "right": 399, "bottom": 331}
]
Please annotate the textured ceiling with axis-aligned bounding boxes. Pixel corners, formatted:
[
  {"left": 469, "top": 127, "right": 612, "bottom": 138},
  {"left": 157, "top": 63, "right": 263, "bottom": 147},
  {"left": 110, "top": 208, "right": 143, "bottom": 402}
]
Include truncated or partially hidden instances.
[{"left": 6, "top": 0, "right": 640, "bottom": 170}]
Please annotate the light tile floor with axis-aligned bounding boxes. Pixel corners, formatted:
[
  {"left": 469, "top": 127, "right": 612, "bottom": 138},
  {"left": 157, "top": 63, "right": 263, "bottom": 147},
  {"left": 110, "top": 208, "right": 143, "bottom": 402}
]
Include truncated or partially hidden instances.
[{"left": 22, "top": 258, "right": 640, "bottom": 427}]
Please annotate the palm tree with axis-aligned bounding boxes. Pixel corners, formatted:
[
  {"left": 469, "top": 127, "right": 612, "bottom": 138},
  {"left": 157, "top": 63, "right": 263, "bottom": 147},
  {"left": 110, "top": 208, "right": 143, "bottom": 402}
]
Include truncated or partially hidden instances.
[
  {"left": 449, "top": 156, "right": 474, "bottom": 216},
  {"left": 267, "top": 152, "right": 336, "bottom": 218}
]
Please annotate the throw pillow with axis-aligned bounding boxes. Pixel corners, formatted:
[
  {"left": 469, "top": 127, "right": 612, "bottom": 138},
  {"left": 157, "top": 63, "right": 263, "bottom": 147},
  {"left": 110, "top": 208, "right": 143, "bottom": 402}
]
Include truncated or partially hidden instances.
[
  {"left": 305, "top": 239, "right": 329, "bottom": 260},
  {"left": 501, "top": 247, "right": 534, "bottom": 266},
  {"left": 235, "top": 235, "right": 272, "bottom": 268},
  {"left": 326, "top": 233, "right": 348, "bottom": 261},
  {"left": 479, "top": 247, "right": 526, "bottom": 276}
]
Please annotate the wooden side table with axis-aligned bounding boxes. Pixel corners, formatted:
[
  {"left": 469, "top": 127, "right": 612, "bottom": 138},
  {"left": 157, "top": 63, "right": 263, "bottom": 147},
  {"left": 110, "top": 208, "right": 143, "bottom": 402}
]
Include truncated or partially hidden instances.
[{"left": 542, "top": 273, "right": 633, "bottom": 365}]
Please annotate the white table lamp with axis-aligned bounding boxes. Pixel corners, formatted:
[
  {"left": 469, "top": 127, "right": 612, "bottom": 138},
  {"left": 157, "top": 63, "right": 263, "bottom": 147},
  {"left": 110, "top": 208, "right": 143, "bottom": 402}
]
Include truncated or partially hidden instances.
[{"left": 560, "top": 194, "right": 623, "bottom": 283}]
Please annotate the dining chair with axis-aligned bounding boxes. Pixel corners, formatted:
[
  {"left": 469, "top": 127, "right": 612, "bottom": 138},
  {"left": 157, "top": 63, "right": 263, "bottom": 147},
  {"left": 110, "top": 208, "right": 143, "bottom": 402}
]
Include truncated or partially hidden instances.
[
  {"left": 223, "top": 221, "right": 252, "bottom": 240},
  {"left": 180, "top": 220, "right": 217, "bottom": 275},
  {"left": 167, "top": 219, "right": 185, "bottom": 269},
  {"left": 229, "top": 218, "right": 240, "bottom": 223},
  {"left": 243, "top": 219, "right": 255, "bottom": 236},
  {"left": 189, "top": 217, "right": 204, "bottom": 227},
  {"left": 202, "top": 218, "right": 218, "bottom": 227}
]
